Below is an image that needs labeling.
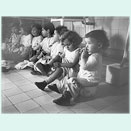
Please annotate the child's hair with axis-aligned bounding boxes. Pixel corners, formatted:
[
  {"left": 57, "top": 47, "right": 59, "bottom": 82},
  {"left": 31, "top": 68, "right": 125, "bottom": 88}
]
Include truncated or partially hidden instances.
[
  {"left": 61, "top": 31, "right": 82, "bottom": 47},
  {"left": 20, "top": 24, "right": 31, "bottom": 34},
  {"left": 85, "top": 30, "right": 109, "bottom": 50},
  {"left": 42, "top": 22, "right": 55, "bottom": 36},
  {"left": 10, "top": 22, "right": 20, "bottom": 29},
  {"left": 55, "top": 26, "right": 68, "bottom": 36},
  {"left": 31, "top": 23, "right": 42, "bottom": 35}
]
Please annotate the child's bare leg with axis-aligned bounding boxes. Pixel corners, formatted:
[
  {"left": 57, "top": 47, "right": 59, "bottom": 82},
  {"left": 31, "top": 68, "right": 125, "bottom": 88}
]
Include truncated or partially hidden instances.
[
  {"left": 46, "top": 67, "right": 63, "bottom": 84},
  {"left": 48, "top": 55, "right": 62, "bottom": 66}
]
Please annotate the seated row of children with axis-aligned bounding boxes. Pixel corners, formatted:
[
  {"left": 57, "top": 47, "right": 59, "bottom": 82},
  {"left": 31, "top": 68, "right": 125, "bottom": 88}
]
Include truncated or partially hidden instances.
[
  {"left": 2, "top": 21, "right": 109, "bottom": 106},
  {"left": 2, "top": 23, "right": 42, "bottom": 69},
  {"left": 33, "top": 27, "right": 109, "bottom": 106}
]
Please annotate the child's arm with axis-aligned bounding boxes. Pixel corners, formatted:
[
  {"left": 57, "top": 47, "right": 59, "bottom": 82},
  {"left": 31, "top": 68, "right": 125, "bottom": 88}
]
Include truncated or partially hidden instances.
[
  {"left": 80, "top": 53, "right": 98, "bottom": 71},
  {"left": 57, "top": 50, "right": 80, "bottom": 68},
  {"left": 37, "top": 51, "right": 44, "bottom": 60}
]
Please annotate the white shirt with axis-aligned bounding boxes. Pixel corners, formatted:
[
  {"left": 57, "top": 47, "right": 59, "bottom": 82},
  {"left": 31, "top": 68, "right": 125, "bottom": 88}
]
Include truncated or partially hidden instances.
[
  {"left": 39, "top": 37, "right": 55, "bottom": 54},
  {"left": 63, "top": 47, "right": 80, "bottom": 63},
  {"left": 78, "top": 53, "right": 102, "bottom": 83},
  {"left": 20, "top": 34, "right": 32, "bottom": 47},
  {"left": 50, "top": 41, "right": 64, "bottom": 58},
  {"left": 32, "top": 35, "right": 43, "bottom": 48}
]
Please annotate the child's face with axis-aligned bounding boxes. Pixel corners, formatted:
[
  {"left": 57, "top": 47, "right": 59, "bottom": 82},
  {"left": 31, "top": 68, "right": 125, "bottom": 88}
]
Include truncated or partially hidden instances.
[
  {"left": 32, "top": 44, "right": 40, "bottom": 50},
  {"left": 42, "top": 28, "right": 48, "bottom": 37},
  {"left": 11, "top": 26, "right": 19, "bottom": 34},
  {"left": 53, "top": 30, "right": 60, "bottom": 42},
  {"left": 63, "top": 39, "right": 73, "bottom": 51},
  {"left": 19, "top": 27, "right": 25, "bottom": 35},
  {"left": 84, "top": 37, "right": 99, "bottom": 54},
  {"left": 31, "top": 27, "right": 39, "bottom": 37}
]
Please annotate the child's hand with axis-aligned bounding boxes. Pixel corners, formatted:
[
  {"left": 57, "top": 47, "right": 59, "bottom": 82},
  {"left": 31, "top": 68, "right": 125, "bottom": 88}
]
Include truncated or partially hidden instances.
[
  {"left": 81, "top": 48, "right": 90, "bottom": 59},
  {"left": 53, "top": 62, "right": 61, "bottom": 68}
]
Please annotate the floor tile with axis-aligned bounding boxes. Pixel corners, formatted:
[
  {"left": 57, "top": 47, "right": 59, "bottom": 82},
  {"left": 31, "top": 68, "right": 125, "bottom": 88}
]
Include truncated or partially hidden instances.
[
  {"left": 42, "top": 102, "right": 70, "bottom": 113},
  {"left": 8, "top": 93, "right": 31, "bottom": 104},
  {"left": 18, "top": 83, "right": 37, "bottom": 92},
  {"left": 70, "top": 103, "right": 97, "bottom": 113},
  {"left": 2, "top": 105, "right": 19, "bottom": 113},
  {"left": 2, "top": 82, "right": 18, "bottom": 90},
  {"left": 15, "top": 100, "right": 39, "bottom": 113},
  {"left": 97, "top": 104, "right": 129, "bottom": 113},
  {"left": 2, "top": 87, "right": 23, "bottom": 97},
  {"left": 59, "top": 110, "right": 75, "bottom": 114},
  {"left": 2, "top": 97, "right": 13, "bottom": 107},
  {"left": 25, "top": 89, "right": 46, "bottom": 98},
  {"left": 27, "top": 77, "right": 45, "bottom": 82},
  {"left": 2, "top": 78, "right": 12, "bottom": 84},
  {"left": 6, "top": 75, "right": 25, "bottom": 82},
  {"left": 47, "top": 91, "right": 61, "bottom": 99},
  {"left": 12, "top": 79, "right": 32, "bottom": 87},
  {"left": 25, "top": 107, "right": 48, "bottom": 113},
  {"left": 86, "top": 98, "right": 110, "bottom": 111},
  {"left": 103, "top": 95, "right": 128, "bottom": 105},
  {"left": 33, "top": 95, "right": 53, "bottom": 106}
]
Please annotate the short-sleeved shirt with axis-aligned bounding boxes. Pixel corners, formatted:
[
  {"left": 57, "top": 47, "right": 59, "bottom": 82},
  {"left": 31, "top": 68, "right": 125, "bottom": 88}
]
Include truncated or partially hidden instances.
[
  {"left": 32, "top": 35, "right": 43, "bottom": 48},
  {"left": 39, "top": 37, "right": 55, "bottom": 54},
  {"left": 20, "top": 34, "right": 32, "bottom": 47}
]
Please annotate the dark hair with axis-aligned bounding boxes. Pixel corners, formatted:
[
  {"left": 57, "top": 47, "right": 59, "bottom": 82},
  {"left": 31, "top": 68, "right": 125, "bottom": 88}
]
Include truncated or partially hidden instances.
[
  {"left": 20, "top": 24, "right": 31, "bottom": 34},
  {"left": 31, "top": 23, "right": 42, "bottom": 35},
  {"left": 10, "top": 22, "right": 20, "bottom": 28},
  {"left": 61, "top": 31, "right": 82, "bottom": 47},
  {"left": 42, "top": 22, "right": 55, "bottom": 36},
  {"left": 85, "top": 30, "right": 109, "bottom": 50},
  {"left": 55, "top": 26, "right": 68, "bottom": 36}
]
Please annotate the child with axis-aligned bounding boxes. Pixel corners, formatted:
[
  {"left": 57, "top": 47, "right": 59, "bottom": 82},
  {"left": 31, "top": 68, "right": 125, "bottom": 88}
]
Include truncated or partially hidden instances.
[
  {"left": 34, "top": 26, "right": 68, "bottom": 75},
  {"left": 15, "top": 23, "right": 43, "bottom": 69},
  {"left": 31, "top": 22, "right": 55, "bottom": 74},
  {"left": 18, "top": 24, "right": 32, "bottom": 59},
  {"left": 28, "top": 23, "right": 43, "bottom": 63},
  {"left": 2, "top": 23, "right": 22, "bottom": 68},
  {"left": 35, "top": 31, "right": 82, "bottom": 91},
  {"left": 3, "top": 23, "right": 21, "bottom": 53},
  {"left": 52, "top": 30, "right": 109, "bottom": 106}
]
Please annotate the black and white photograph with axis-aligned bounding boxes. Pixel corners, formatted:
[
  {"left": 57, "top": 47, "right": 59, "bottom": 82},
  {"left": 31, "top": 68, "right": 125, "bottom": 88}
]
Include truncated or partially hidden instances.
[{"left": 1, "top": 16, "right": 129, "bottom": 113}]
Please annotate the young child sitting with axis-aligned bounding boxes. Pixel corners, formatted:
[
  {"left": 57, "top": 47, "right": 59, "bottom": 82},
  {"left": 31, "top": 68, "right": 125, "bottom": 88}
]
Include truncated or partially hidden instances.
[
  {"left": 34, "top": 26, "right": 68, "bottom": 76},
  {"left": 18, "top": 24, "right": 32, "bottom": 59},
  {"left": 3, "top": 23, "right": 21, "bottom": 53},
  {"left": 35, "top": 31, "right": 82, "bottom": 91},
  {"left": 28, "top": 23, "right": 43, "bottom": 63},
  {"left": 52, "top": 30, "right": 109, "bottom": 106},
  {"left": 31, "top": 22, "right": 55, "bottom": 75},
  {"left": 15, "top": 23, "right": 43, "bottom": 69}
]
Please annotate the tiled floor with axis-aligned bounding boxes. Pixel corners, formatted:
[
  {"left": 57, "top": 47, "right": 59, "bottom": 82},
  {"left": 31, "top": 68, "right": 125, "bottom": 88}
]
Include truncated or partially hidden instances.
[{"left": 1, "top": 57, "right": 129, "bottom": 114}]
